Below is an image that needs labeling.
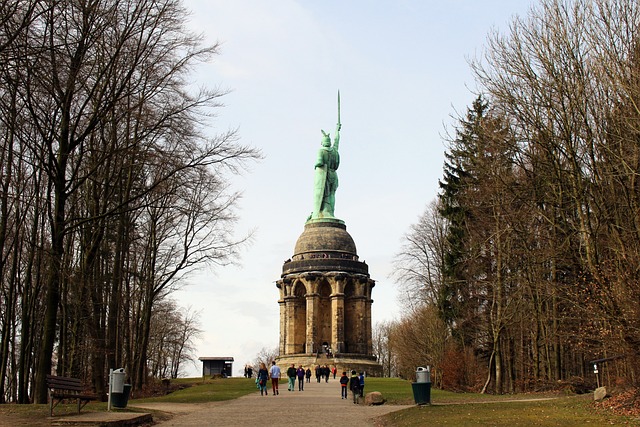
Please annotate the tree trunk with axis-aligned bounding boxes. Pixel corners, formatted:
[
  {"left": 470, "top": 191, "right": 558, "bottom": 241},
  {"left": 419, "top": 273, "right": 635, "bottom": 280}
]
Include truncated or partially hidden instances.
[
  {"left": 35, "top": 174, "right": 68, "bottom": 403},
  {"left": 481, "top": 350, "right": 495, "bottom": 394}
]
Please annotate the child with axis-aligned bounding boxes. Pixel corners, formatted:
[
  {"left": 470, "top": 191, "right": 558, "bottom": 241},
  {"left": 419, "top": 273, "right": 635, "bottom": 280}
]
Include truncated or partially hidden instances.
[
  {"left": 339, "top": 371, "right": 349, "bottom": 399},
  {"left": 349, "top": 370, "right": 360, "bottom": 404}
]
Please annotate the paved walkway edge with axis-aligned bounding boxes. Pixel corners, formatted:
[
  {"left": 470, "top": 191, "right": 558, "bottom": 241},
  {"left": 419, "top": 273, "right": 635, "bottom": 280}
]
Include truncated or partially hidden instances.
[{"left": 53, "top": 411, "right": 152, "bottom": 426}]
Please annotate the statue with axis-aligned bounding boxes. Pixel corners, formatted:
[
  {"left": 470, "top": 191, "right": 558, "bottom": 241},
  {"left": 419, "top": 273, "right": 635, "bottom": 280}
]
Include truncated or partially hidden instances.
[{"left": 310, "top": 92, "right": 341, "bottom": 220}]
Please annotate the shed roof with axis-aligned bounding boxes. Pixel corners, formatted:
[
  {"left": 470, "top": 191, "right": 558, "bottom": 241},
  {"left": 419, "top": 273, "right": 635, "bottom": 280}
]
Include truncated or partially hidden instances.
[{"left": 198, "top": 357, "right": 234, "bottom": 361}]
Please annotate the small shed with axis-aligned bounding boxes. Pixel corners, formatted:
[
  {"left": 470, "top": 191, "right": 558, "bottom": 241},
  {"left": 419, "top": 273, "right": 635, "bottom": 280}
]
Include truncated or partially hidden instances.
[{"left": 199, "top": 356, "right": 234, "bottom": 377}]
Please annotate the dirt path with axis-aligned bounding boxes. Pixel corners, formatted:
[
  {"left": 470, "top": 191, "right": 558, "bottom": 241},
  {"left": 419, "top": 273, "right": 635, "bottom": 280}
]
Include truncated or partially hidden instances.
[{"left": 130, "top": 379, "right": 413, "bottom": 426}]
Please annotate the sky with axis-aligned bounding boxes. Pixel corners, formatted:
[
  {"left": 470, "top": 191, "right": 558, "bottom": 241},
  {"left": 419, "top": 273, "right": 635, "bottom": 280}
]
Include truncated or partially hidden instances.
[{"left": 175, "top": 0, "right": 534, "bottom": 377}]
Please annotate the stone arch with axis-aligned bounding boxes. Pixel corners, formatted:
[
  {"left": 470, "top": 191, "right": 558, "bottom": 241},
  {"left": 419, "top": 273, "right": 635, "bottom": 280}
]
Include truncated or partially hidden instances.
[
  {"left": 343, "top": 279, "right": 359, "bottom": 353},
  {"left": 293, "top": 280, "right": 307, "bottom": 297},
  {"left": 343, "top": 280, "right": 355, "bottom": 297},
  {"left": 292, "top": 280, "right": 307, "bottom": 354},
  {"left": 318, "top": 280, "right": 331, "bottom": 298},
  {"left": 317, "top": 279, "right": 332, "bottom": 353}
]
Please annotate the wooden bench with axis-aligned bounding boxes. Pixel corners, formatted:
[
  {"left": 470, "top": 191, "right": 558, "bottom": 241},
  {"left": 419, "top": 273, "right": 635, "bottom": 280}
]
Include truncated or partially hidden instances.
[{"left": 46, "top": 374, "right": 98, "bottom": 416}]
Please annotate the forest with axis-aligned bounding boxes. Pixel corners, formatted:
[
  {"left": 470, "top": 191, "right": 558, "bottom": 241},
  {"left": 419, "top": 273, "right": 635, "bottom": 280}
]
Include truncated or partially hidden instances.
[
  {"left": 0, "top": 0, "right": 259, "bottom": 403},
  {"left": 382, "top": 0, "right": 640, "bottom": 394}
]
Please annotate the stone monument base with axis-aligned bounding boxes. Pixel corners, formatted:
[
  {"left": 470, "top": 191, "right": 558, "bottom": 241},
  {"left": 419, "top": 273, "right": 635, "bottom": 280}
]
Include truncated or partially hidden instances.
[{"left": 276, "top": 353, "right": 382, "bottom": 377}]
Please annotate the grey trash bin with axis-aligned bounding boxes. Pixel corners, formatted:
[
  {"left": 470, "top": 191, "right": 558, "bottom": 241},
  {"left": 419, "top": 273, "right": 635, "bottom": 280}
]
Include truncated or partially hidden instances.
[
  {"left": 111, "top": 368, "right": 125, "bottom": 393},
  {"left": 416, "top": 366, "right": 430, "bottom": 383}
]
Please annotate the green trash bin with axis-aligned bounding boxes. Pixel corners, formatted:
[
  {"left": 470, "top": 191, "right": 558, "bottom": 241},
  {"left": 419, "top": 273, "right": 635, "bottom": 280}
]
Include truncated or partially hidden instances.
[
  {"left": 412, "top": 381, "right": 431, "bottom": 405},
  {"left": 111, "top": 384, "right": 132, "bottom": 408}
]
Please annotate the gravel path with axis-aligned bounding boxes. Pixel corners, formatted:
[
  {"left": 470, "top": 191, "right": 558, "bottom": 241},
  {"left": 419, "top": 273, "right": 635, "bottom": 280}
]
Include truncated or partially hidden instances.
[{"left": 130, "top": 379, "right": 413, "bottom": 426}]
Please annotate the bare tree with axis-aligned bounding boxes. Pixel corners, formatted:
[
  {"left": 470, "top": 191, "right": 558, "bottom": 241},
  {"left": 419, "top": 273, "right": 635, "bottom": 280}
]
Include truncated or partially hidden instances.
[
  {"left": 251, "top": 347, "right": 279, "bottom": 374},
  {"left": 392, "top": 199, "right": 448, "bottom": 311},
  {"left": 389, "top": 305, "right": 448, "bottom": 383},
  {"left": 372, "top": 321, "right": 396, "bottom": 377},
  {"left": 147, "top": 300, "right": 202, "bottom": 379},
  {"left": 0, "top": 0, "right": 260, "bottom": 403},
  {"left": 469, "top": 0, "right": 640, "bottom": 385}
]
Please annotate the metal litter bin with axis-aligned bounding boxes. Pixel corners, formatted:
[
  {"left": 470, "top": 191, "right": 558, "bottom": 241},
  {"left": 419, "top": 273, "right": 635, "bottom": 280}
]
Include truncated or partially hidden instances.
[
  {"left": 416, "top": 366, "right": 430, "bottom": 383},
  {"left": 412, "top": 366, "right": 431, "bottom": 404},
  {"left": 111, "top": 368, "right": 125, "bottom": 393}
]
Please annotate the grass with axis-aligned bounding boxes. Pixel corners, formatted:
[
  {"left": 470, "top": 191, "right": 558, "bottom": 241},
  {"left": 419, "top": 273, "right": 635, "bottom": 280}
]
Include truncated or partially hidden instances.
[
  {"left": 378, "top": 396, "right": 638, "bottom": 426},
  {"left": 0, "top": 377, "right": 256, "bottom": 426},
  {"left": 365, "top": 378, "right": 639, "bottom": 426},
  {"left": 132, "top": 377, "right": 257, "bottom": 403},
  {"left": 365, "top": 378, "right": 638, "bottom": 425},
  {"left": 365, "top": 378, "right": 556, "bottom": 405},
  {"left": 0, "top": 400, "right": 113, "bottom": 426}
]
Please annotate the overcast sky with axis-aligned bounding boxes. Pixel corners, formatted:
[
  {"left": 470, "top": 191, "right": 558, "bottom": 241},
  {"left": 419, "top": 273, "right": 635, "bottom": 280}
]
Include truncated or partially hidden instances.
[{"left": 175, "top": 0, "right": 533, "bottom": 376}]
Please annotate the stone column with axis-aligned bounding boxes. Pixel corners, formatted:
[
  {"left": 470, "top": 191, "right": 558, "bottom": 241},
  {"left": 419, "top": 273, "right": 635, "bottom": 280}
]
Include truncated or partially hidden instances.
[
  {"left": 354, "top": 277, "right": 369, "bottom": 354},
  {"left": 331, "top": 293, "right": 345, "bottom": 353},
  {"left": 332, "top": 275, "right": 346, "bottom": 354},
  {"left": 276, "top": 280, "right": 286, "bottom": 355},
  {"left": 284, "top": 295, "right": 297, "bottom": 355},
  {"left": 306, "top": 291, "right": 319, "bottom": 355},
  {"left": 364, "top": 280, "right": 374, "bottom": 355},
  {"left": 279, "top": 299, "right": 286, "bottom": 355}
]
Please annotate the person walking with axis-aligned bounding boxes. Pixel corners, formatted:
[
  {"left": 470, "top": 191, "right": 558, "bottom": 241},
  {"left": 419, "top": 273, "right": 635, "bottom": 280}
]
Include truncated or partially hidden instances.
[
  {"left": 349, "top": 370, "right": 360, "bottom": 404},
  {"left": 339, "top": 371, "right": 349, "bottom": 399},
  {"left": 324, "top": 365, "right": 330, "bottom": 382},
  {"left": 296, "top": 365, "right": 305, "bottom": 391},
  {"left": 305, "top": 367, "right": 312, "bottom": 383},
  {"left": 269, "top": 361, "right": 281, "bottom": 396},
  {"left": 287, "top": 363, "right": 297, "bottom": 391},
  {"left": 358, "top": 372, "right": 365, "bottom": 398},
  {"left": 332, "top": 366, "right": 337, "bottom": 379},
  {"left": 315, "top": 365, "right": 321, "bottom": 383},
  {"left": 257, "top": 363, "right": 269, "bottom": 396}
]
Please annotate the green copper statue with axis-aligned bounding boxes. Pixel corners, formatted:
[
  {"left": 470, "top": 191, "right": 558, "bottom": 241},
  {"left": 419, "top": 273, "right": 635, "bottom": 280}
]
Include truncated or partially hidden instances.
[{"left": 311, "top": 92, "right": 341, "bottom": 220}]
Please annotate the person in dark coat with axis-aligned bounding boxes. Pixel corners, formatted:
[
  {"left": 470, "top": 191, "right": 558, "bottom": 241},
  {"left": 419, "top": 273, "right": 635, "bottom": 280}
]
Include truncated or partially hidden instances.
[
  {"left": 349, "top": 370, "right": 360, "bottom": 404},
  {"left": 296, "top": 365, "right": 305, "bottom": 391},
  {"left": 305, "top": 367, "right": 312, "bottom": 383},
  {"left": 287, "top": 364, "right": 297, "bottom": 391}
]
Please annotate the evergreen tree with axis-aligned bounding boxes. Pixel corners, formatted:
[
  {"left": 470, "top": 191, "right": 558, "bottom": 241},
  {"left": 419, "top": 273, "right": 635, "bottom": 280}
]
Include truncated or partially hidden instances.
[{"left": 437, "top": 95, "right": 488, "bottom": 345}]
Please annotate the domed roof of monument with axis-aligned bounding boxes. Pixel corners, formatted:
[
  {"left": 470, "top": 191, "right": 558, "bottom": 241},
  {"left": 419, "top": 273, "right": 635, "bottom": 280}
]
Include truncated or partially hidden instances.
[
  {"left": 282, "top": 219, "right": 367, "bottom": 276},
  {"left": 293, "top": 220, "right": 357, "bottom": 256}
]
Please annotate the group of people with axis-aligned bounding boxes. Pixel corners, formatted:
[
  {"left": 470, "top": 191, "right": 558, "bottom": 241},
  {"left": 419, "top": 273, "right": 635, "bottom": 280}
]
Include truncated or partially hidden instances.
[
  {"left": 286, "top": 363, "right": 310, "bottom": 391},
  {"left": 340, "top": 370, "right": 365, "bottom": 403},
  {"left": 314, "top": 364, "right": 336, "bottom": 382},
  {"left": 256, "top": 361, "right": 281, "bottom": 396},
  {"left": 255, "top": 361, "right": 365, "bottom": 402},
  {"left": 243, "top": 365, "right": 253, "bottom": 379}
]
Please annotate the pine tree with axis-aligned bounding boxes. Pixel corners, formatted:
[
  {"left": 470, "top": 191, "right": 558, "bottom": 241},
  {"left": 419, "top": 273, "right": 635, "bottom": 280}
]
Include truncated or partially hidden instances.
[{"left": 437, "top": 95, "right": 488, "bottom": 345}]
